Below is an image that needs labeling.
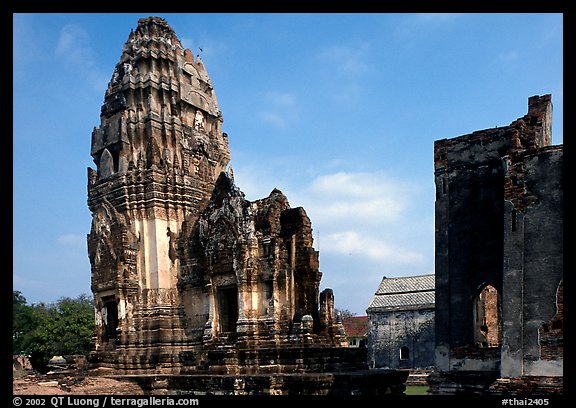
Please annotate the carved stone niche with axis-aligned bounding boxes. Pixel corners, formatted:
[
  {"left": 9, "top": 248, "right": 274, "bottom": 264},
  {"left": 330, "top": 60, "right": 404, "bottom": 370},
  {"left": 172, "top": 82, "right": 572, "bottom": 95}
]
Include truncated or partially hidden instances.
[
  {"left": 212, "top": 273, "right": 237, "bottom": 288},
  {"left": 99, "top": 148, "right": 115, "bottom": 178}
]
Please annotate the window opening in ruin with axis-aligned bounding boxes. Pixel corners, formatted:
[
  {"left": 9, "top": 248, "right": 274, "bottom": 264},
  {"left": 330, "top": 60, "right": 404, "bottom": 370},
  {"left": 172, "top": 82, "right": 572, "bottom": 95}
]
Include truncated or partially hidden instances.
[
  {"left": 99, "top": 149, "right": 114, "bottom": 178},
  {"left": 511, "top": 209, "right": 517, "bottom": 232},
  {"left": 400, "top": 346, "right": 410, "bottom": 360},
  {"left": 112, "top": 148, "right": 120, "bottom": 173},
  {"left": 473, "top": 284, "right": 502, "bottom": 348},
  {"left": 217, "top": 286, "right": 238, "bottom": 333},
  {"left": 260, "top": 241, "right": 271, "bottom": 258},
  {"left": 102, "top": 296, "right": 119, "bottom": 340},
  {"left": 264, "top": 280, "right": 273, "bottom": 300}
]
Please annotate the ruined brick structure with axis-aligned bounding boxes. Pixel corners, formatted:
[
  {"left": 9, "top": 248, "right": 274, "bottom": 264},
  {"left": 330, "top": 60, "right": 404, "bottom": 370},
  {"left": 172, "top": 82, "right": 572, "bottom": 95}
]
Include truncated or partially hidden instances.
[
  {"left": 86, "top": 17, "right": 407, "bottom": 394},
  {"left": 428, "top": 95, "right": 563, "bottom": 394}
]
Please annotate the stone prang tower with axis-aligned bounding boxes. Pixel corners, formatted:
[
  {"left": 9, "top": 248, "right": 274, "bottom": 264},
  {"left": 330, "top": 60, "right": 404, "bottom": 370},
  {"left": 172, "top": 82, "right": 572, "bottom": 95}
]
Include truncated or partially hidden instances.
[
  {"left": 87, "top": 17, "right": 350, "bottom": 377},
  {"left": 87, "top": 16, "right": 230, "bottom": 372}
]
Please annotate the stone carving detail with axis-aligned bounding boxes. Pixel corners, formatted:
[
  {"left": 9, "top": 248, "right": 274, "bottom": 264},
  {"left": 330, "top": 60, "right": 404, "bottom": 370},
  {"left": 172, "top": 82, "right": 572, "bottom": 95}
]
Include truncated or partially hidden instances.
[
  {"left": 178, "top": 172, "right": 343, "bottom": 345},
  {"left": 193, "top": 109, "right": 205, "bottom": 131},
  {"left": 87, "top": 17, "right": 352, "bottom": 379},
  {"left": 99, "top": 148, "right": 114, "bottom": 178}
]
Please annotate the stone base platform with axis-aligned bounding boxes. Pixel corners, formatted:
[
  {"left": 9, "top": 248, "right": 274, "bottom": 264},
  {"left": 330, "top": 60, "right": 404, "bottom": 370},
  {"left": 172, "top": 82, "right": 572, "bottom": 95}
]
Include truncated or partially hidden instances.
[
  {"left": 117, "top": 369, "right": 408, "bottom": 395},
  {"left": 427, "top": 371, "right": 563, "bottom": 395},
  {"left": 427, "top": 370, "right": 501, "bottom": 394},
  {"left": 489, "top": 376, "right": 563, "bottom": 395}
]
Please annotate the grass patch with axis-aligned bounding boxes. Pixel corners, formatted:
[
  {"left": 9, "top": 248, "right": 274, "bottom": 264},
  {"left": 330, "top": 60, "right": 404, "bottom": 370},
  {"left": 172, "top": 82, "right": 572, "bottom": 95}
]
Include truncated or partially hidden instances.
[{"left": 405, "top": 385, "right": 429, "bottom": 395}]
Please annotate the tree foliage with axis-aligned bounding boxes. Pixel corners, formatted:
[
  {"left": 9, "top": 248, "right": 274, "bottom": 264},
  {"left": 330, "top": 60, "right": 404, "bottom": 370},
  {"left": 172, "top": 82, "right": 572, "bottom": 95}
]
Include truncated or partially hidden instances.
[
  {"left": 335, "top": 308, "right": 357, "bottom": 320},
  {"left": 13, "top": 291, "right": 95, "bottom": 372}
]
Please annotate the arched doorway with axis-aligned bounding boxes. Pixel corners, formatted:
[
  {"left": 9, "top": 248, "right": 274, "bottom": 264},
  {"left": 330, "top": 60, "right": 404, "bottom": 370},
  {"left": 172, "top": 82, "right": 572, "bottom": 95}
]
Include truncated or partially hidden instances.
[
  {"left": 400, "top": 346, "right": 410, "bottom": 361},
  {"left": 473, "top": 284, "right": 502, "bottom": 348},
  {"left": 217, "top": 285, "right": 238, "bottom": 333}
]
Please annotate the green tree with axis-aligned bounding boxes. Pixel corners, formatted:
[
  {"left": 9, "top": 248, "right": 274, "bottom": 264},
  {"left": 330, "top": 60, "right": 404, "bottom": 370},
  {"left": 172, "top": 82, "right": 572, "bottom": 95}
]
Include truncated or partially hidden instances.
[
  {"left": 13, "top": 291, "right": 35, "bottom": 355},
  {"left": 28, "top": 303, "right": 59, "bottom": 371},
  {"left": 12, "top": 291, "right": 95, "bottom": 372},
  {"left": 52, "top": 294, "right": 95, "bottom": 356},
  {"left": 335, "top": 308, "right": 357, "bottom": 320}
]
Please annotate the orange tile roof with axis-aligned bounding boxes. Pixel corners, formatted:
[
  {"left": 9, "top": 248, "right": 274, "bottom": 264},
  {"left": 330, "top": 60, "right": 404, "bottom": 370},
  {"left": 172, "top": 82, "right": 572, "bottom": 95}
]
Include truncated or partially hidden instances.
[{"left": 342, "top": 316, "right": 369, "bottom": 337}]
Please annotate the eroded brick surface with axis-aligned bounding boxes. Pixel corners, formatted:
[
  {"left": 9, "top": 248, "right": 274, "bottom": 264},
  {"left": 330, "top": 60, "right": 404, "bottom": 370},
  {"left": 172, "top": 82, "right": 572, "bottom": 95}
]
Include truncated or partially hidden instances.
[{"left": 431, "top": 95, "right": 563, "bottom": 394}]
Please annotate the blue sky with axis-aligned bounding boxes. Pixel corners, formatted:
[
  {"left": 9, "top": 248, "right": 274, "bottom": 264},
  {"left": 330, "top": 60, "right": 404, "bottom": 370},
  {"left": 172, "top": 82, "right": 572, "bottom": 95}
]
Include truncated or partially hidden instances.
[{"left": 13, "top": 13, "right": 563, "bottom": 314}]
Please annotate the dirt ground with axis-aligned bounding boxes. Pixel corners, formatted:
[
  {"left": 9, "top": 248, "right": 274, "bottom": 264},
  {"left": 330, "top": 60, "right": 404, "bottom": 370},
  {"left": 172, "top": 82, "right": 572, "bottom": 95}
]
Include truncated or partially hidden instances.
[{"left": 13, "top": 374, "right": 145, "bottom": 395}]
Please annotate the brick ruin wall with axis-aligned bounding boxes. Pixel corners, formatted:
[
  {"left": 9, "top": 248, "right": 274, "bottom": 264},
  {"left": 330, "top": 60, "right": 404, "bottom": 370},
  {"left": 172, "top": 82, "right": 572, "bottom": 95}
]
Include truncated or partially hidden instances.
[{"left": 429, "top": 94, "right": 563, "bottom": 394}]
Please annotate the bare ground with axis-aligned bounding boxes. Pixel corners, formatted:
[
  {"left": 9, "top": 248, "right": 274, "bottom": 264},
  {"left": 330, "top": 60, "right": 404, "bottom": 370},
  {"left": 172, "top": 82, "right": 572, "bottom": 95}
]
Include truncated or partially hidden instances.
[{"left": 13, "top": 374, "right": 144, "bottom": 395}]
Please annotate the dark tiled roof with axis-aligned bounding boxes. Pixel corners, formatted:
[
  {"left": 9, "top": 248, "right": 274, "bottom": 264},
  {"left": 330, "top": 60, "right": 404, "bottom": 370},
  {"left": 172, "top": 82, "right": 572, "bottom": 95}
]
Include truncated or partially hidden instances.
[
  {"left": 375, "top": 274, "right": 435, "bottom": 294},
  {"left": 342, "top": 316, "right": 368, "bottom": 337},
  {"left": 367, "top": 274, "right": 435, "bottom": 312}
]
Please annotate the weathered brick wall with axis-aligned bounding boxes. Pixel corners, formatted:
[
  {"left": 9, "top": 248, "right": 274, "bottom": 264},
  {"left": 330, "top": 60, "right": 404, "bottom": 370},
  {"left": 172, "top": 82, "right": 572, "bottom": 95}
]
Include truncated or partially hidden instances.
[
  {"left": 538, "top": 280, "right": 563, "bottom": 361},
  {"left": 368, "top": 308, "right": 435, "bottom": 369},
  {"left": 432, "top": 95, "right": 563, "bottom": 392}
]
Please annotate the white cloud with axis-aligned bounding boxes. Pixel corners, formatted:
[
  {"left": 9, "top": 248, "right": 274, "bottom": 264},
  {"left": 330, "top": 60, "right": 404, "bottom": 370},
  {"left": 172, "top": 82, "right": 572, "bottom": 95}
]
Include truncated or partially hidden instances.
[
  {"left": 493, "top": 50, "right": 521, "bottom": 74},
  {"left": 256, "top": 111, "right": 287, "bottom": 128},
  {"left": 395, "top": 13, "right": 463, "bottom": 41},
  {"left": 256, "top": 91, "right": 298, "bottom": 128},
  {"left": 306, "top": 197, "right": 402, "bottom": 227},
  {"left": 13, "top": 14, "right": 44, "bottom": 76},
  {"left": 322, "top": 231, "right": 426, "bottom": 265},
  {"left": 56, "top": 24, "right": 95, "bottom": 65},
  {"left": 497, "top": 50, "right": 519, "bottom": 63},
  {"left": 413, "top": 13, "right": 462, "bottom": 24},
  {"left": 301, "top": 171, "right": 417, "bottom": 226},
  {"left": 233, "top": 166, "right": 422, "bottom": 230},
  {"left": 55, "top": 24, "right": 108, "bottom": 92},
  {"left": 502, "top": 49, "right": 519, "bottom": 60},
  {"left": 310, "top": 172, "right": 389, "bottom": 197},
  {"left": 180, "top": 37, "right": 194, "bottom": 52},
  {"left": 230, "top": 164, "right": 432, "bottom": 314},
  {"left": 314, "top": 41, "right": 373, "bottom": 102},
  {"left": 317, "top": 42, "right": 371, "bottom": 76},
  {"left": 264, "top": 91, "right": 296, "bottom": 106},
  {"left": 57, "top": 233, "right": 86, "bottom": 250},
  {"left": 180, "top": 36, "right": 229, "bottom": 61}
]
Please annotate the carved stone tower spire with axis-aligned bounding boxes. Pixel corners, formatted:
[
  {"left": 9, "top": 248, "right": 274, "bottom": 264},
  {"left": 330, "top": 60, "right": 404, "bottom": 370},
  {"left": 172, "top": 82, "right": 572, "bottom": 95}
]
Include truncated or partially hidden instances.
[
  {"left": 87, "top": 16, "right": 229, "bottom": 372},
  {"left": 88, "top": 17, "right": 349, "bottom": 379}
]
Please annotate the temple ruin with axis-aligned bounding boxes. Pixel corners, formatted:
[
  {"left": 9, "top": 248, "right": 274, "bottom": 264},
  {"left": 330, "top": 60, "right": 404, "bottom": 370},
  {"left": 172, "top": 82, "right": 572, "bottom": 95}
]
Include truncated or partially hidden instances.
[
  {"left": 85, "top": 16, "right": 562, "bottom": 396},
  {"left": 86, "top": 16, "right": 406, "bottom": 394},
  {"left": 428, "top": 94, "right": 563, "bottom": 394}
]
